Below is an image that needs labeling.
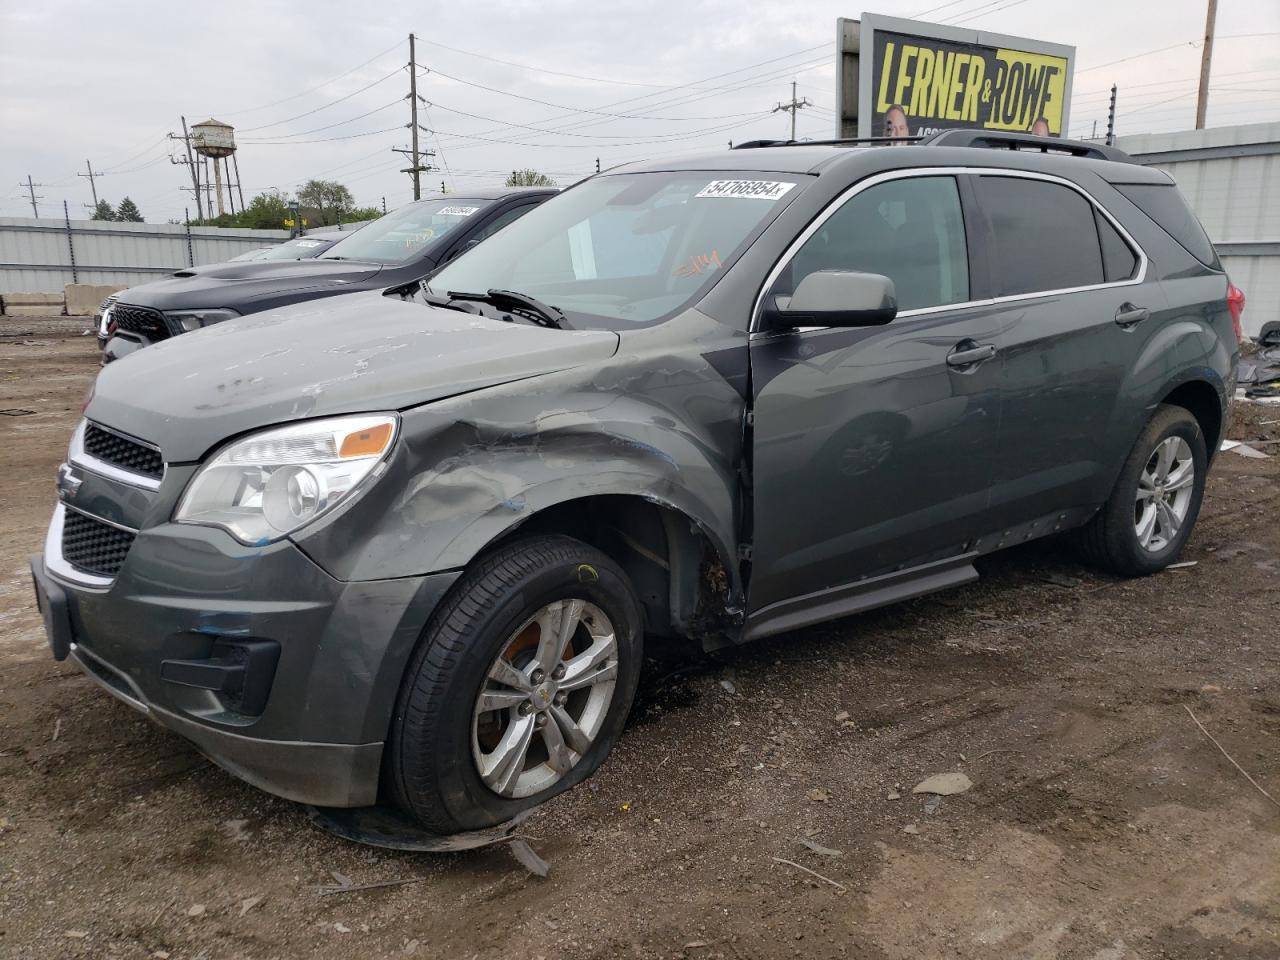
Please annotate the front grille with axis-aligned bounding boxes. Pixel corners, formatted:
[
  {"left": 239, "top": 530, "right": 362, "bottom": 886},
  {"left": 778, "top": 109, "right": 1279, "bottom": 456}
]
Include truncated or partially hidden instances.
[
  {"left": 62, "top": 509, "right": 135, "bottom": 578},
  {"left": 111, "top": 303, "right": 171, "bottom": 341},
  {"left": 84, "top": 423, "right": 163, "bottom": 479}
]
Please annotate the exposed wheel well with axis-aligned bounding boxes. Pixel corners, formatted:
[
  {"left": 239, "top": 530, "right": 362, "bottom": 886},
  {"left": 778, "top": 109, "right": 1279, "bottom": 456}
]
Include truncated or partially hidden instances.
[
  {"left": 486, "top": 496, "right": 735, "bottom": 644},
  {"left": 1160, "top": 381, "right": 1223, "bottom": 454}
]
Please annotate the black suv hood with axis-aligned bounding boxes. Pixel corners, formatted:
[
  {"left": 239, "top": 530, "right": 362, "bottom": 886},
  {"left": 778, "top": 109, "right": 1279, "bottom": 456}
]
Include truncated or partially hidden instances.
[
  {"left": 88, "top": 291, "right": 620, "bottom": 462},
  {"left": 116, "top": 258, "right": 386, "bottom": 312}
]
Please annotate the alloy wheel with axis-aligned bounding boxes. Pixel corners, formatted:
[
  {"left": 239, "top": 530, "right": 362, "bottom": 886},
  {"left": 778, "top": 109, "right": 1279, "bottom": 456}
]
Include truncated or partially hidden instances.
[
  {"left": 471, "top": 599, "right": 618, "bottom": 799},
  {"left": 1134, "top": 435, "right": 1195, "bottom": 552}
]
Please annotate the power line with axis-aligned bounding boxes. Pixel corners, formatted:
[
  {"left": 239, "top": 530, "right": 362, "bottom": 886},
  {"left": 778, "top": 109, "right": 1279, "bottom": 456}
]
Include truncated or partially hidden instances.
[
  {"left": 424, "top": 98, "right": 771, "bottom": 139},
  {"left": 244, "top": 98, "right": 404, "bottom": 140},
  {"left": 209, "top": 38, "right": 406, "bottom": 117},
  {"left": 237, "top": 65, "right": 405, "bottom": 133},
  {"left": 241, "top": 125, "right": 407, "bottom": 145}
]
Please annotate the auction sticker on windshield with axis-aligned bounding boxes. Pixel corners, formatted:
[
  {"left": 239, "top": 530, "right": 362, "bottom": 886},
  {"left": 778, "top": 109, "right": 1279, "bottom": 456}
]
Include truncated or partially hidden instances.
[
  {"left": 438, "top": 205, "right": 480, "bottom": 217},
  {"left": 695, "top": 180, "right": 796, "bottom": 200}
]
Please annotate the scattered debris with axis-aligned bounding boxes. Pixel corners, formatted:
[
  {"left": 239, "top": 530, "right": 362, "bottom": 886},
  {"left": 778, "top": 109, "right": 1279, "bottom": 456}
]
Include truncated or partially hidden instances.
[
  {"left": 0, "top": 408, "right": 35, "bottom": 417},
  {"left": 796, "top": 837, "right": 843, "bottom": 858},
  {"left": 771, "top": 856, "right": 847, "bottom": 892},
  {"left": 220, "top": 818, "right": 251, "bottom": 842},
  {"left": 238, "top": 895, "right": 263, "bottom": 917},
  {"left": 719, "top": 679, "right": 737, "bottom": 695},
  {"left": 51, "top": 718, "right": 61, "bottom": 742},
  {"left": 319, "top": 875, "right": 429, "bottom": 897},
  {"left": 185, "top": 904, "right": 205, "bottom": 918},
  {"left": 924, "top": 795, "right": 943, "bottom": 815},
  {"left": 1167, "top": 561, "right": 1198, "bottom": 570},
  {"left": 404, "top": 939, "right": 420, "bottom": 955},
  {"left": 508, "top": 838, "right": 550, "bottom": 878},
  {"left": 834, "top": 710, "right": 850, "bottom": 723},
  {"left": 64, "top": 930, "right": 89, "bottom": 939},
  {"left": 334, "top": 922, "right": 352, "bottom": 933},
  {"left": 684, "top": 940, "right": 710, "bottom": 949},
  {"left": 912, "top": 772, "right": 973, "bottom": 796},
  {"left": 1221, "top": 439, "right": 1270, "bottom": 459},
  {"left": 807, "top": 787, "right": 831, "bottom": 803},
  {"left": 973, "top": 748, "right": 1019, "bottom": 762},
  {"left": 1042, "top": 572, "right": 1081, "bottom": 588},
  {"left": 1184, "top": 705, "right": 1280, "bottom": 810},
  {"left": 886, "top": 791, "right": 901, "bottom": 801},
  {"left": 902, "top": 824, "right": 920, "bottom": 835},
  {"left": 153, "top": 951, "right": 171, "bottom": 959},
  {"left": 330, "top": 870, "right": 353, "bottom": 890}
]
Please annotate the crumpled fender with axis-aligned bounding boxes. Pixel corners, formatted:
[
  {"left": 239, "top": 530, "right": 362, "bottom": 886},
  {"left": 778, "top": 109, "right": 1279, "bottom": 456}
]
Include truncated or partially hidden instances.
[{"left": 294, "top": 321, "right": 749, "bottom": 597}]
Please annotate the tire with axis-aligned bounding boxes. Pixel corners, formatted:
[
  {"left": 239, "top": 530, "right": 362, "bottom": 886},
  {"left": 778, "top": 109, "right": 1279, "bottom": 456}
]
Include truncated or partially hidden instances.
[
  {"left": 1077, "top": 404, "right": 1207, "bottom": 576},
  {"left": 386, "top": 535, "right": 643, "bottom": 834}
]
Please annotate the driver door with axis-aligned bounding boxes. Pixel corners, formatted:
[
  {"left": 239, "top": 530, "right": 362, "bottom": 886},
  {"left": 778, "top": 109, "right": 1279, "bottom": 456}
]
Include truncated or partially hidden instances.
[{"left": 747, "top": 174, "right": 1003, "bottom": 614}]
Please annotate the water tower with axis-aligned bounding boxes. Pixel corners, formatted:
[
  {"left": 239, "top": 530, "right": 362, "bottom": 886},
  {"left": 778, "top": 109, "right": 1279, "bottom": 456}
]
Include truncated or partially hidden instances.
[{"left": 191, "top": 119, "right": 237, "bottom": 217}]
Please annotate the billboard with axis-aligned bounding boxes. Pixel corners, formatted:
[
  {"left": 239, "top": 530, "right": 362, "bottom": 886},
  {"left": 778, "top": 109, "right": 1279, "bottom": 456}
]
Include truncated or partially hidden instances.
[{"left": 836, "top": 14, "right": 1075, "bottom": 141}]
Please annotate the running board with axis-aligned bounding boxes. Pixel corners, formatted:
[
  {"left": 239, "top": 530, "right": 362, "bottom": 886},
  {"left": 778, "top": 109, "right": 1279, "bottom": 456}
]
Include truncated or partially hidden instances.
[{"left": 742, "top": 553, "right": 979, "bottom": 642}]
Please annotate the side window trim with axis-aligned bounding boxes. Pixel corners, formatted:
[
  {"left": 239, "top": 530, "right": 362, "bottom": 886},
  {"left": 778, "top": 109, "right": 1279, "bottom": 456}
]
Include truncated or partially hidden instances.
[{"left": 750, "top": 167, "right": 1150, "bottom": 335}]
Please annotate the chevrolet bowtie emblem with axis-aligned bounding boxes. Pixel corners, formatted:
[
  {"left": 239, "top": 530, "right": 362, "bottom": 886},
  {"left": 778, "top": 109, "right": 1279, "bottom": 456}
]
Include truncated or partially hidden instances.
[{"left": 55, "top": 463, "right": 82, "bottom": 502}]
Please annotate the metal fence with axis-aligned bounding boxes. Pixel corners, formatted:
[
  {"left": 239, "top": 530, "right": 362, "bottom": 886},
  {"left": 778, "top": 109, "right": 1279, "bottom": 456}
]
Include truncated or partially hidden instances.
[
  {"left": 0, "top": 211, "right": 291, "bottom": 294},
  {"left": 1118, "top": 120, "right": 1280, "bottom": 340}
]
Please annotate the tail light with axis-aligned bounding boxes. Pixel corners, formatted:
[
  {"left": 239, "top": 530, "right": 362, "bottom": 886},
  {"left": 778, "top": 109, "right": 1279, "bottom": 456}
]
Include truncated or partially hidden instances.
[{"left": 1227, "top": 282, "right": 1246, "bottom": 342}]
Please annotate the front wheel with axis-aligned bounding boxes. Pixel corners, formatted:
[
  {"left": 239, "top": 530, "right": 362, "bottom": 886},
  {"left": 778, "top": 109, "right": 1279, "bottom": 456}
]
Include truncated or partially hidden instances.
[
  {"left": 1077, "top": 404, "right": 1208, "bottom": 576},
  {"left": 386, "top": 535, "right": 643, "bottom": 834}
]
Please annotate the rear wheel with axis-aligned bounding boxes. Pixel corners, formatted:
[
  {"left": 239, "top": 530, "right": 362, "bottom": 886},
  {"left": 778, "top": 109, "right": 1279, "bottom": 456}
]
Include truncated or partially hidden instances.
[
  {"left": 386, "top": 535, "right": 643, "bottom": 834},
  {"left": 1077, "top": 404, "right": 1207, "bottom": 576}
]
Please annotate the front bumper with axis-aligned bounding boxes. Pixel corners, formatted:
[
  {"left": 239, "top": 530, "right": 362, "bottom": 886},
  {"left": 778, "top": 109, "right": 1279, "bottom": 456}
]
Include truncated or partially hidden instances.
[{"left": 33, "top": 515, "right": 459, "bottom": 807}]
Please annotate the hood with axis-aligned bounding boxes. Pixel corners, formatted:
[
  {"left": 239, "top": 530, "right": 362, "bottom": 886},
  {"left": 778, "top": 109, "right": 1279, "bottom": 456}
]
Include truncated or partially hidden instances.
[
  {"left": 115, "top": 258, "right": 386, "bottom": 312},
  {"left": 87, "top": 291, "right": 620, "bottom": 462}
]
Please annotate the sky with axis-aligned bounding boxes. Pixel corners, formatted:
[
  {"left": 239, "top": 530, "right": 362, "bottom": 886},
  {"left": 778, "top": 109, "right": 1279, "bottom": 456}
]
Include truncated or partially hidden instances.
[{"left": 2, "top": 0, "right": 1278, "bottom": 223}]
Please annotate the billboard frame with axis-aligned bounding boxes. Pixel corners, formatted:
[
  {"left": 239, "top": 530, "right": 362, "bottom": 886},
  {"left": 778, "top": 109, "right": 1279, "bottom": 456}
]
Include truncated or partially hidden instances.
[{"left": 836, "top": 13, "right": 1075, "bottom": 140}]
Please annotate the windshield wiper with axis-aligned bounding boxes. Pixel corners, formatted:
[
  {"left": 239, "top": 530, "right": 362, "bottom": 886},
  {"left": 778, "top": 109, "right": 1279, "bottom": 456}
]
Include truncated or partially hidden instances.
[{"left": 447, "top": 289, "right": 568, "bottom": 329}]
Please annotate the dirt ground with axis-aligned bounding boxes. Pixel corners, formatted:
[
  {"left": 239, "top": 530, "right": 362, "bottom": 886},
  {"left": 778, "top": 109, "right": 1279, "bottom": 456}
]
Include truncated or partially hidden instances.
[{"left": 2, "top": 321, "right": 1277, "bottom": 960}]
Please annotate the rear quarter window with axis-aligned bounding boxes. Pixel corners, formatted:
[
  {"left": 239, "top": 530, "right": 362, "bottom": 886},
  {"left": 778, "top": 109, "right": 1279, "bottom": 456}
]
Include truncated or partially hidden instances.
[{"left": 1114, "top": 183, "right": 1218, "bottom": 267}]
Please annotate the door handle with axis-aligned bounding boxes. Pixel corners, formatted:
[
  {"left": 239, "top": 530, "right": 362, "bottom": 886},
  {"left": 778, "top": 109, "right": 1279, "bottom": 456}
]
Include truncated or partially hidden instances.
[
  {"left": 946, "top": 343, "right": 997, "bottom": 367},
  {"left": 1114, "top": 303, "right": 1149, "bottom": 328}
]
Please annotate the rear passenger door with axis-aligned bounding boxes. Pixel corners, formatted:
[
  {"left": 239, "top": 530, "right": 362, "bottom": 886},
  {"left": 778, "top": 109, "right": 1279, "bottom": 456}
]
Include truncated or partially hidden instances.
[
  {"left": 748, "top": 174, "right": 1004, "bottom": 613},
  {"left": 971, "top": 173, "right": 1149, "bottom": 529}
]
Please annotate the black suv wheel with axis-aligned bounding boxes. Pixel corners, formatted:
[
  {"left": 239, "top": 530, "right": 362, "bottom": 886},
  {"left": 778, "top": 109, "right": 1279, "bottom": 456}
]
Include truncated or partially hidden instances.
[
  {"left": 386, "top": 535, "right": 643, "bottom": 833},
  {"left": 1078, "top": 404, "right": 1207, "bottom": 576}
]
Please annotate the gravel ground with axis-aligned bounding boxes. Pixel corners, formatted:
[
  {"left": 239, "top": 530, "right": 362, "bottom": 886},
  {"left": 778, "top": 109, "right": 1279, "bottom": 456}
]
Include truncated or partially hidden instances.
[{"left": 1, "top": 329, "right": 1277, "bottom": 960}]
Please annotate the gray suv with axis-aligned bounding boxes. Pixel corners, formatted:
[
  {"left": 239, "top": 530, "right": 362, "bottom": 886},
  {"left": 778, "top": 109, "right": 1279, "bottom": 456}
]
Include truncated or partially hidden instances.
[{"left": 31, "top": 131, "right": 1241, "bottom": 834}]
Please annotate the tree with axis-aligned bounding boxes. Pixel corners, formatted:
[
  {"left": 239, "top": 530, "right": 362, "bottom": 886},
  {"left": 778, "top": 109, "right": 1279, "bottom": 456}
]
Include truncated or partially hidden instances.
[
  {"left": 115, "top": 197, "right": 144, "bottom": 222},
  {"left": 238, "top": 190, "right": 292, "bottom": 230},
  {"left": 296, "top": 178, "right": 355, "bottom": 226},
  {"left": 90, "top": 199, "right": 115, "bottom": 221},
  {"left": 506, "top": 169, "right": 557, "bottom": 187}
]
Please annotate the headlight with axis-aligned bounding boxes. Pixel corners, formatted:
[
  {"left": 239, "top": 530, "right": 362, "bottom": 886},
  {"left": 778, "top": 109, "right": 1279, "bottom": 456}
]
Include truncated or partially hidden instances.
[
  {"left": 98, "top": 304, "right": 114, "bottom": 337},
  {"left": 164, "top": 308, "right": 240, "bottom": 332},
  {"left": 175, "top": 415, "right": 398, "bottom": 544}
]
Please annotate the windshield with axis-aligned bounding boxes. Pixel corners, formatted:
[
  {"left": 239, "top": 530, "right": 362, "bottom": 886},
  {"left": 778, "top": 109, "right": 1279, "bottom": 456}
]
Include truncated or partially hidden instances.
[
  {"left": 319, "top": 199, "right": 494, "bottom": 264},
  {"left": 427, "top": 171, "right": 806, "bottom": 329},
  {"left": 257, "top": 236, "right": 334, "bottom": 261}
]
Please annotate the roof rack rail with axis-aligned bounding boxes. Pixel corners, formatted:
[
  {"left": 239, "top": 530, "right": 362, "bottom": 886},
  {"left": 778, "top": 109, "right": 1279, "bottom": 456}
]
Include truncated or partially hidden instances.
[
  {"left": 921, "top": 129, "right": 1133, "bottom": 163},
  {"left": 732, "top": 136, "right": 925, "bottom": 149}
]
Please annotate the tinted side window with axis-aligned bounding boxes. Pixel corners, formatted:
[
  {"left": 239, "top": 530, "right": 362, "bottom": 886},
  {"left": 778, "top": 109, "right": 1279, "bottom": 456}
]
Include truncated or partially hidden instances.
[
  {"left": 776, "top": 176, "right": 968, "bottom": 312},
  {"left": 1114, "top": 183, "right": 1217, "bottom": 266},
  {"left": 974, "top": 177, "right": 1104, "bottom": 296},
  {"left": 469, "top": 204, "right": 535, "bottom": 244},
  {"left": 1095, "top": 208, "right": 1138, "bottom": 282}
]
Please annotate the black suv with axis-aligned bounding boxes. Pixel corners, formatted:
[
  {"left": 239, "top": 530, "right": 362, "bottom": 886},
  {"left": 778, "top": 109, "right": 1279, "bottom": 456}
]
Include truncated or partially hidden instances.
[
  {"left": 33, "top": 131, "right": 1241, "bottom": 835},
  {"left": 99, "top": 186, "right": 555, "bottom": 362}
]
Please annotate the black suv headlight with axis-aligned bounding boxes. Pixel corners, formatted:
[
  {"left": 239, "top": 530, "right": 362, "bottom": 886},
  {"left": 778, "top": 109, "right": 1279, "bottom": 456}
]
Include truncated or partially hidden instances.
[{"left": 164, "top": 308, "right": 240, "bottom": 332}]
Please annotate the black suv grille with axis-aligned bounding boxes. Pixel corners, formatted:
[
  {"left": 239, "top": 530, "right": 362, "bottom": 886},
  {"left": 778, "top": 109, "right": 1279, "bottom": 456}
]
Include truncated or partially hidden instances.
[
  {"left": 84, "top": 423, "right": 163, "bottom": 479},
  {"left": 111, "top": 303, "right": 171, "bottom": 341},
  {"left": 62, "top": 509, "right": 135, "bottom": 578}
]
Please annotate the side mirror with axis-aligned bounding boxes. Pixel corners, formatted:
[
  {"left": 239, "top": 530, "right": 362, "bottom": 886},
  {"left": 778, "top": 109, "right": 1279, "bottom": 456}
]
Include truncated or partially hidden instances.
[{"left": 763, "top": 270, "right": 897, "bottom": 329}]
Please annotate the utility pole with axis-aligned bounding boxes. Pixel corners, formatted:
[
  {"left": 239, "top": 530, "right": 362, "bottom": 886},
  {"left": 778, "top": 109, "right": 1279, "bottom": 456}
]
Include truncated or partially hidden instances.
[
  {"left": 409, "top": 33, "right": 422, "bottom": 200},
  {"left": 1195, "top": 0, "right": 1218, "bottom": 129},
  {"left": 78, "top": 160, "right": 104, "bottom": 206},
  {"left": 1105, "top": 85, "right": 1118, "bottom": 147},
  {"left": 170, "top": 117, "right": 204, "bottom": 220},
  {"left": 773, "top": 81, "right": 812, "bottom": 141},
  {"left": 20, "top": 175, "right": 44, "bottom": 217}
]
